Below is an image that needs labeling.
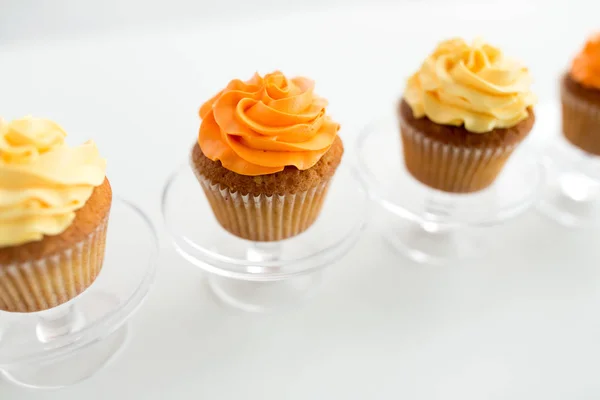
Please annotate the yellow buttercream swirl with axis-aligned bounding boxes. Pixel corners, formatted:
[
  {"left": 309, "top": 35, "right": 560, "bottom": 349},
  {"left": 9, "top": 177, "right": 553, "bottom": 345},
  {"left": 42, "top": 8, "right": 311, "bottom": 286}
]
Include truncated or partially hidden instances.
[
  {"left": 404, "top": 38, "right": 536, "bottom": 133},
  {"left": 0, "top": 117, "right": 106, "bottom": 248}
]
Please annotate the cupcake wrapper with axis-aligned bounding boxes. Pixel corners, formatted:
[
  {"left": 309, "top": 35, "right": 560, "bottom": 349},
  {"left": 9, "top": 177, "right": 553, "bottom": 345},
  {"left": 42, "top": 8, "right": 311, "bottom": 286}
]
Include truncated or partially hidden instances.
[
  {"left": 0, "top": 216, "right": 109, "bottom": 313},
  {"left": 561, "top": 83, "right": 600, "bottom": 156},
  {"left": 400, "top": 120, "right": 517, "bottom": 193},
  {"left": 191, "top": 164, "right": 330, "bottom": 241}
]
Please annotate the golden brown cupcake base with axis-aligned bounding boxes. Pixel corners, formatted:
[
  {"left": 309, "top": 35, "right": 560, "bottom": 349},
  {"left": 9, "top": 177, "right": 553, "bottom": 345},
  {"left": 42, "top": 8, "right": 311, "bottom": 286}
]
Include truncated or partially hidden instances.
[
  {"left": 399, "top": 100, "right": 535, "bottom": 193},
  {"left": 561, "top": 73, "right": 600, "bottom": 156},
  {"left": 191, "top": 138, "right": 343, "bottom": 241},
  {"left": 0, "top": 179, "right": 112, "bottom": 313}
]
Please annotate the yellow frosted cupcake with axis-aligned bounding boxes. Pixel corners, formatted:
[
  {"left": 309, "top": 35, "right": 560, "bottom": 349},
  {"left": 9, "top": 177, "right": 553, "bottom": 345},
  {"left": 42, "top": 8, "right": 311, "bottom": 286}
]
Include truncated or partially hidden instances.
[
  {"left": 400, "top": 38, "right": 536, "bottom": 193},
  {"left": 0, "top": 117, "right": 110, "bottom": 313}
]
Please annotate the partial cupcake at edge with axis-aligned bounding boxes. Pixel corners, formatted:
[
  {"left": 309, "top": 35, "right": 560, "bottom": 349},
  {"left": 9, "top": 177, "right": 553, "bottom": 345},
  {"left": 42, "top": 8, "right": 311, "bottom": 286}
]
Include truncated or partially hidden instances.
[
  {"left": 562, "top": 33, "right": 600, "bottom": 156},
  {"left": 191, "top": 70, "right": 344, "bottom": 242},
  {"left": 398, "top": 37, "right": 537, "bottom": 193},
  {"left": 0, "top": 117, "right": 109, "bottom": 313}
]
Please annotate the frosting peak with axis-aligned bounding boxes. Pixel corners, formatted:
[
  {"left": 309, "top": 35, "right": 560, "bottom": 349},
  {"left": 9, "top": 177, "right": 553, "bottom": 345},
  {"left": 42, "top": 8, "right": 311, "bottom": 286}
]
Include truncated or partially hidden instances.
[
  {"left": 198, "top": 70, "right": 340, "bottom": 176},
  {"left": 571, "top": 33, "right": 600, "bottom": 90},
  {"left": 0, "top": 117, "right": 66, "bottom": 164},
  {"left": 0, "top": 117, "right": 107, "bottom": 248},
  {"left": 404, "top": 38, "right": 536, "bottom": 133}
]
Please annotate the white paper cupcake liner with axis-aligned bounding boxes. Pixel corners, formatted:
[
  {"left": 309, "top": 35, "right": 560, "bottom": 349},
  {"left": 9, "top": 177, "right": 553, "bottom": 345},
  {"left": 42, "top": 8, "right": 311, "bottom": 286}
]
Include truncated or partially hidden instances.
[
  {"left": 191, "top": 163, "right": 330, "bottom": 241},
  {"left": 0, "top": 215, "right": 109, "bottom": 313},
  {"left": 400, "top": 119, "right": 517, "bottom": 193}
]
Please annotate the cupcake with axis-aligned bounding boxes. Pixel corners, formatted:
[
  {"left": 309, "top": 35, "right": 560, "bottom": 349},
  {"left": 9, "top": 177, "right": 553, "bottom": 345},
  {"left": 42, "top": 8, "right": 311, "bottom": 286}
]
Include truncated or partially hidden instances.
[
  {"left": 562, "top": 33, "right": 600, "bottom": 156},
  {"left": 399, "top": 38, "right": 536, "bottom": 193},
  {"left": 191, "top": 70, "right": 343, "bottom": 241},
  {"left": 0, "top": 117, "right": 109, "bottom": 313}
]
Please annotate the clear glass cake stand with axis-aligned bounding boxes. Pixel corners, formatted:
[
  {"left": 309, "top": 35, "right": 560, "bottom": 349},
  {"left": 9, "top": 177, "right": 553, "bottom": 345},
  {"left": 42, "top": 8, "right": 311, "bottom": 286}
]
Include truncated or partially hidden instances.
[
  {"left": 162, "top": 157, "right": 368, "bottom": 313},
  {"left": 0, "top": 198, "right": 158, "bottom": 389},
  {"left": 354, "top": 112, "right": 545, "bottom": 265}
]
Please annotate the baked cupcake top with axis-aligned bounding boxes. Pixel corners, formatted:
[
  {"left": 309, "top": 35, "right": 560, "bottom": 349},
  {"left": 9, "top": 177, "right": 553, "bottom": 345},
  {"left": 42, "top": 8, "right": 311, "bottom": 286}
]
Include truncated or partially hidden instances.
[
  {"left": 570, "top": 33, "right": 600, "bottom": 90},
  {"left": 198, "top": 70, "right": 340, "bottom": 176},
  {"left": 0, "top": 117, "right": 106, "bottom": 248},
  {"left": 404, "top": 38, "right": 536, "bottom": 133}
]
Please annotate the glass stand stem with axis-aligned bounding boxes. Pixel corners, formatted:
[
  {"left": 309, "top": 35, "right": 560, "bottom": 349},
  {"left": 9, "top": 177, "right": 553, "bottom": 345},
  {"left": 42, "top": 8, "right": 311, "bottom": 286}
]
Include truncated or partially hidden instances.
[
  {"left": 205, "top": 241, "right": 315, "bottom": 312},
  {"left": 420, "top": 192, "right": 457, "bottom": 233},
  {"left": 36, "top": 304, "right": 84, "bottom": 343},
  {"left": 382, "top": 191, "right": 485, "bottom": 264},
  {"left": 246, "top": 242, "right": 282, "bottom": 262},
  {"left": 245, "top": 242, "right": 283, "bottom": 273}
]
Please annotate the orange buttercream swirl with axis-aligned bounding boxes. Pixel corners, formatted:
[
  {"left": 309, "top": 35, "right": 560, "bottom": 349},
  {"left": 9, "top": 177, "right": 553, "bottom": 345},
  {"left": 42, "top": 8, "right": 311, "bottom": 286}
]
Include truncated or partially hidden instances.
[
  {"left": 198, "top": 71, "right": 340, "bottom": 176},
  {"left": 571, "top": 33, "right": 600, "bottom": 90}
]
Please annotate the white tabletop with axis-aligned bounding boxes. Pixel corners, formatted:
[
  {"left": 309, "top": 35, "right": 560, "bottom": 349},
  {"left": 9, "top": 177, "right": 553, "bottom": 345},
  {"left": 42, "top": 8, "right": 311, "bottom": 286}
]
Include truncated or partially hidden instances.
[{"left": 1, "top": 1, "right": 600, "bottom": 398}]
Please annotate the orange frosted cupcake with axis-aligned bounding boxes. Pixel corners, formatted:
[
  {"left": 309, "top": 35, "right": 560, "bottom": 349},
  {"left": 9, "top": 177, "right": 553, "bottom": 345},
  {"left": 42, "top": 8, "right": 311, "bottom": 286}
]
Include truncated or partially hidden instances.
[
  {"left": 562, "top": 33, "right": 600, "bottom": 155},
  {"left": 191, "top": 71, "right": 343, "bottom": 241},
  {"left": 0, "top": 117, "right": 110, "bottom": 312},
  {"left": 400, "top": 38, "right": 536, "bottom": 193}
]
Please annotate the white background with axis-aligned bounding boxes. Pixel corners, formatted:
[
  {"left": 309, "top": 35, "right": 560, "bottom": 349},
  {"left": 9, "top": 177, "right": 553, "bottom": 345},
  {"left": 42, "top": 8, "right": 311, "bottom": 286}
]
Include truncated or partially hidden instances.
[{"left": 1, "top": 0, "right": 600, "bottom": 398}]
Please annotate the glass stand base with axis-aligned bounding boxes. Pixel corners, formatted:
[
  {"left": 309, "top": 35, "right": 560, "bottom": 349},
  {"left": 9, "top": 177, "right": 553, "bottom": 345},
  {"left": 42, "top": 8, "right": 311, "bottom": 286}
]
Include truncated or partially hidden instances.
[
  {"left": 538, "top": 184, "right": 600, "bottom": 228},
  {"left": 1, "top": 323, "right": 129, "bottom": 390},
  {"left": 538, "top": 138, "right": 600, "bottom": 228},
  {"left": 208, "top": 272, "right": 322, "bottom": 313},
  {"left": 355, "top": 111, "right": 544, "bottom": 265},
  {"left": 380, "top": 216, "right": 485, "bottom": 265}
]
